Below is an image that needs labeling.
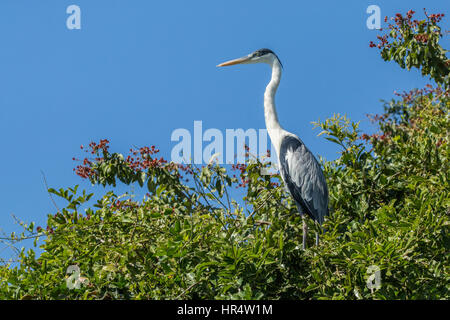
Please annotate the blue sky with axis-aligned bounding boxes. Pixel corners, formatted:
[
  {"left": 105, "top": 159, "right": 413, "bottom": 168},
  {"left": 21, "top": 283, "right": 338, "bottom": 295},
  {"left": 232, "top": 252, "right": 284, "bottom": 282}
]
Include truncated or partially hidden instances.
[{"left": 0, "top": 1, "right": 448, "bottom": 259}]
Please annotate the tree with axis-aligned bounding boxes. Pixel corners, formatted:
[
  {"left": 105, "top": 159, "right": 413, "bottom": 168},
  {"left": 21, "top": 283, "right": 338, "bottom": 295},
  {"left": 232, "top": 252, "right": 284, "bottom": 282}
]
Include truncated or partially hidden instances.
[
  {"left": 0, "top": 9, "right": 448, "bottom": 300},
  {"left": 370, "top": 9, "right": 448, "bottom": 87}
]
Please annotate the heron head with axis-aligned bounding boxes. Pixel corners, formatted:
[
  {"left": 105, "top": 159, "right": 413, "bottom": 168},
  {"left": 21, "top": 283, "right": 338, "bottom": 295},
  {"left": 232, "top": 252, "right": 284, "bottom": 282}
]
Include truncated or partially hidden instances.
[{"left": 217, "top": 48, "right": 282, "bottom": 68}]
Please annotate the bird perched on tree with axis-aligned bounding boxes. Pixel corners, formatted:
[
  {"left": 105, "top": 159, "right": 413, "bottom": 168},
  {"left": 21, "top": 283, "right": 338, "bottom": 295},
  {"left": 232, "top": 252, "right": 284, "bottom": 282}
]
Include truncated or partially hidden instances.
[{"left": 217, "top": 48, "right": 329, "bottom": 249}]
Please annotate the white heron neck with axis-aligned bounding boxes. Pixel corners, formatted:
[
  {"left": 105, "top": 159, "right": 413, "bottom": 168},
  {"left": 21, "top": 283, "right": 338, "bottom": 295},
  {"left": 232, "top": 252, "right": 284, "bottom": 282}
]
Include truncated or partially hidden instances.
[{"left": 264, "top": 60, "right": 284, "bottom": 153}]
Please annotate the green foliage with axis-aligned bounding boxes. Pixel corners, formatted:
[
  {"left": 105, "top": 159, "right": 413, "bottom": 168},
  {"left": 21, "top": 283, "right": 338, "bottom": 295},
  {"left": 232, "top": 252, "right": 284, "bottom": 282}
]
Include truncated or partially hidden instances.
[
  {"left": 371, "top": 10, "right": 449, "bottom": 88},
  {"left": 0, "top": 9, "right": 449, "bottom": 300},
  {"left": 1, "top": 91, "right": 448, "bottom": 300}
]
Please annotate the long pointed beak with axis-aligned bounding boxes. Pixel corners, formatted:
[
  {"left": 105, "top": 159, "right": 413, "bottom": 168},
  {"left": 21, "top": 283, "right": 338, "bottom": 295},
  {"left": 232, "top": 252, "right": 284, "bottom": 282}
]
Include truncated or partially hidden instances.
[{"left": 217, "top": 56, "right": 251, "bottom": 67}]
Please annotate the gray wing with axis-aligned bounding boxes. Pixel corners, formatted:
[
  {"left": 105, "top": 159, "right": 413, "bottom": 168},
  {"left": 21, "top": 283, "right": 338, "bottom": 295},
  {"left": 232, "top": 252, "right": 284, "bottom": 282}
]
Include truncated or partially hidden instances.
[{"left": 279, "top": 135, "right": 329, "bottom": 224}]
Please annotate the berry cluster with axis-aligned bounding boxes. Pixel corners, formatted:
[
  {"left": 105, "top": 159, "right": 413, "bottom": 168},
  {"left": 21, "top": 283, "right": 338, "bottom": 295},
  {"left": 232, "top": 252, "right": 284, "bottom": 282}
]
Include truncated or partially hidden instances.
[
  {"left": 74, "top": 158, "right": 95, "bottom": 179},
  {"left": 424, "top": 10, "right": 445, "bottom": 24},
  {"left": 231, "top": 163, "right": 249, "bottom": 188},
  {"left": 125, "top": 146, "right": 167, "bottom": 172},
  {"left": 74, "top": 140, "right": 111, "bottom": 179}
]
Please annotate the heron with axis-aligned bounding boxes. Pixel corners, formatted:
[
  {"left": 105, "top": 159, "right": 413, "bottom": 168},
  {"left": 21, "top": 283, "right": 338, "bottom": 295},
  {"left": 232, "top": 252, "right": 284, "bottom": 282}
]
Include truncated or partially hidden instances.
[{"left": 217, "top": 48, "right": 329, "bottom": 249}]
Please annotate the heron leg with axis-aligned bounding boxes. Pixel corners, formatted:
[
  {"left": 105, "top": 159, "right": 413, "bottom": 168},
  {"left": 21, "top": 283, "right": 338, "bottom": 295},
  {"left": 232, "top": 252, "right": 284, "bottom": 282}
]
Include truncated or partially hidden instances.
[{"left": 302, "top": 216, "right": 308, "bottom": 250}]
